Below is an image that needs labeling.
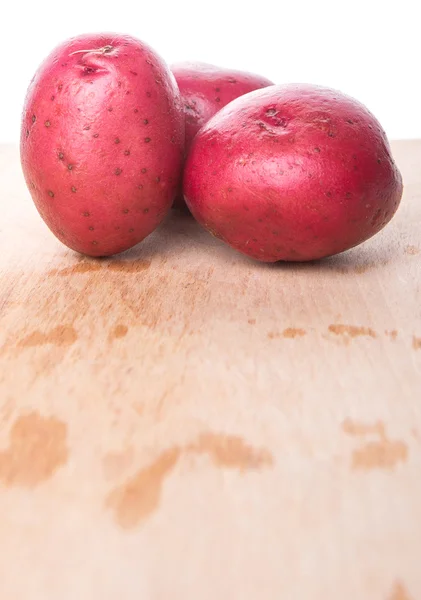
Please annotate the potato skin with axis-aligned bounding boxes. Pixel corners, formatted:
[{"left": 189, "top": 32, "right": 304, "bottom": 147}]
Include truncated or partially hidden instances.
[
  {"left": 183, "top": 84, "right": 403, "bottom": 262},
  {"left": 171, "top": 62, "right": 273, "bottom": 208},
  {"left": 20, "top": 33, "right": 184, "bottom": 257},
  {"left": 172, "top": 62, "right": 273, "bottom": 153}
]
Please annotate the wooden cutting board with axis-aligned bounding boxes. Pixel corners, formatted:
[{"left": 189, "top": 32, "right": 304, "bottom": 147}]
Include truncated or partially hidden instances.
[{"left": 0, "top": 141, "right": 420, "bottom": 600}]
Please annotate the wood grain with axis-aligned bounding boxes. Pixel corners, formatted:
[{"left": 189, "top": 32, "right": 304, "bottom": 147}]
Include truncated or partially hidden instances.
[{"left": 0, "top": 141, "right": 420, "bottom": 599}]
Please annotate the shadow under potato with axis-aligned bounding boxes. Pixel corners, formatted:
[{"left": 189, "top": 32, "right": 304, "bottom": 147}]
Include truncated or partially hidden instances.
[{"left": 70, "top": 209, "right": 397, "bottom": 276}]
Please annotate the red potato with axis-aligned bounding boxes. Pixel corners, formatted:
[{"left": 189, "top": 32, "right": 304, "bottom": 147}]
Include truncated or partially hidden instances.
[
  {"left": 171, "top": 62, "right": 273, "bottom": 208},
  {"left": 20, "top": 33, "right": 184, "bottom": 257},
  {"left": 183, "top": 84, "right": 403, "bottom": 262}
]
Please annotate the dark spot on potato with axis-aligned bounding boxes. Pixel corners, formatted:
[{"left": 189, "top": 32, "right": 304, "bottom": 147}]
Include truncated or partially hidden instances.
[
  {"left": 146, "top": 59, "right": 152, "bottom": 65},
  {"left": 93, "top": 133, "right": 99, "bottom": 138},
  {"left": 57, "top": 151, "right": 64, "bottom": 160},
  {"left": 171, "top": 135, "right": 176, "bottom": 143},
  {"left": 32, "top": 115, "right": 36, "bottom": 123},
  {"left": 328, "top": 131, "right": 335, "bottom": 137},
  {"left": 89, "top": 226, "right": 94, "bottom": 231},
  {"left": 138, "top": 184, "right": 143, "bottom": 190},
  {"left": 115, "top": 168, "right": 122, "bottom": 175},
  {"left": 108, "top": 107, "right": 113, "bottom": 112},
  {"left": 314, "top": 147, "right": 320, "bottom": 152},
  {"left": 144, "top": 137, "right": 151, "bottom": 143},
  {"left": 124, "top": 149, "right": 130, "bottom": 156},
  {"left": 48, "top": 190, "right": 54, "bottom": 198},
  {"left": 67, "top": 164, "right": 73, "bottom": 171},
  {"left": 146, "top": 92, "right": 151, "bottom": 98},
  {"left": 346, "top": 119, "right": 354, "bottom": 124},
  {"left": 215, "top": 97, "right": 221, "bottom": 102},
  {"left": 92, "top": 241, "right": 98, "bottom": 245},
  {"left": 228, "top": 187, "right": 233, "bottom": 192},
  {"left": 129, "top": 71, "right": 138, "bottom": 76},
  {"left": 215, "top": 87, "right": 220, "bottom": 92},
  {"left": 115, "top": 138, "right": 120, "bottom": 144},
  {"left": 143, "top": 119, "right": 149, "bottom": 125},
  {"left": 83, "top": 125, "right": 90, "bottom": 131},
  {"left": 51, "top": 95, "right": 55, "bottom": 101},
  {"left": 156, "top": 176, "right": 160, "bottom": 183},
  {"left": 45, "top": 120, "right": 51, "bottom": 127},
  {"left": 126, "top": 90, "right": 131, "bottom": 95},
  {"left": 129, "top": 228, "right": 134, "bottom": 233},
  {"left": 83, "top": 66, "right": 95, "bottom": 75},
  {"left": 83, "top": 211, "right": 90, "bottom": 217},
  {"left": 377, "top": 158, "right": 382, "bottom": 164},
  {"left": 143, "top": 208, "right": 149, "bottom": 214},
  {"left": 346, "top": 192, "right": 352, "bottom": 198},
  {"left": 58, "top": 84, "right": 63, "bottom": 91},
  {"left": 71, "top": 186, "right": 77, "bottom": 193},
  {"left": 134, "top": 108, "right": 139, "bottom": 113},
  {"left": 122, "top": 208, "right": 129, "bottom": 214},
  {"left": 25, "top": 129, "right": 29, "bottom": 137},
  {"left": 228, "top": 77, "right": 237, "bottom": 83},
  {"left": 353, "top": 165, "right": 358, "bottom": 171},
  {"left": 326, "top": 191, "right": 332, "bottom": 197},
  {"left": 141, "top": 168, "right": 147, "bottom": 174}
]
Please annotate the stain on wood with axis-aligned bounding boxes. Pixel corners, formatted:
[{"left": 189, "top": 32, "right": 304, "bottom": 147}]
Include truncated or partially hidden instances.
[
  {"left": 282, "top": 327, "right": 306, "bottom": 339},
  {"left": 109, "top": 324, "right": 128, "bottom": 341},
  {"left": 388, "top": 581, "right": 414, "bottom": 600},
  {"left": 329, "top": 324, "right": 377, "bottom": 339},
  {"left": 106, "top": 433, "right": 273, "bottom": 528},
  {"left": 106, "top": 447, "right": 181, "bottom": 529},
  {"left": 385, "top": 330, "right": 398, "bottom": 341},
  {"left": 343, "top": 419, "right": 408, "bottom": 471},
  {"left": 187, "top": 433, "right": 273, "bottom": 471},
  {"left": 49, "top": 262, "right": 102, "bottom": 276},
  {"left": 412, "top": 336, "right": 421, "bottom": 351},
  {"left": 17, "top": 325, "right": 77, "bottom": 348},
  {"left": 0, "top": 412, "right": 68, "bottom": 487},
  {"left": 107, "top": 260, "right": 151, "bottom": 273}
]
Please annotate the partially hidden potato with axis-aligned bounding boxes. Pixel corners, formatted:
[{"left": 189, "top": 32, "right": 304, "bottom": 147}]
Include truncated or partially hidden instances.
[
  {"left": 183, "top": 84, "right": 403, "bottom": 262},
  {"left": 171, "top": 61, "right": 273, "bottom": 208},
  {"left": 21, "top": 33, "right": 184, "bottom": 257}
]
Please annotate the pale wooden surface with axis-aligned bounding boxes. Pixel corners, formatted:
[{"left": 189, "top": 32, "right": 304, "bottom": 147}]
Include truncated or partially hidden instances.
[{"left": 0, "top": 140, "right": 420, "bottom": 599}]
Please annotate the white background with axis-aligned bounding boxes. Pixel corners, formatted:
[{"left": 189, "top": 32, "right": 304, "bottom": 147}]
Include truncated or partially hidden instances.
[{"left": 0, "top": 0, "right": 419, "bottom": 142}]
